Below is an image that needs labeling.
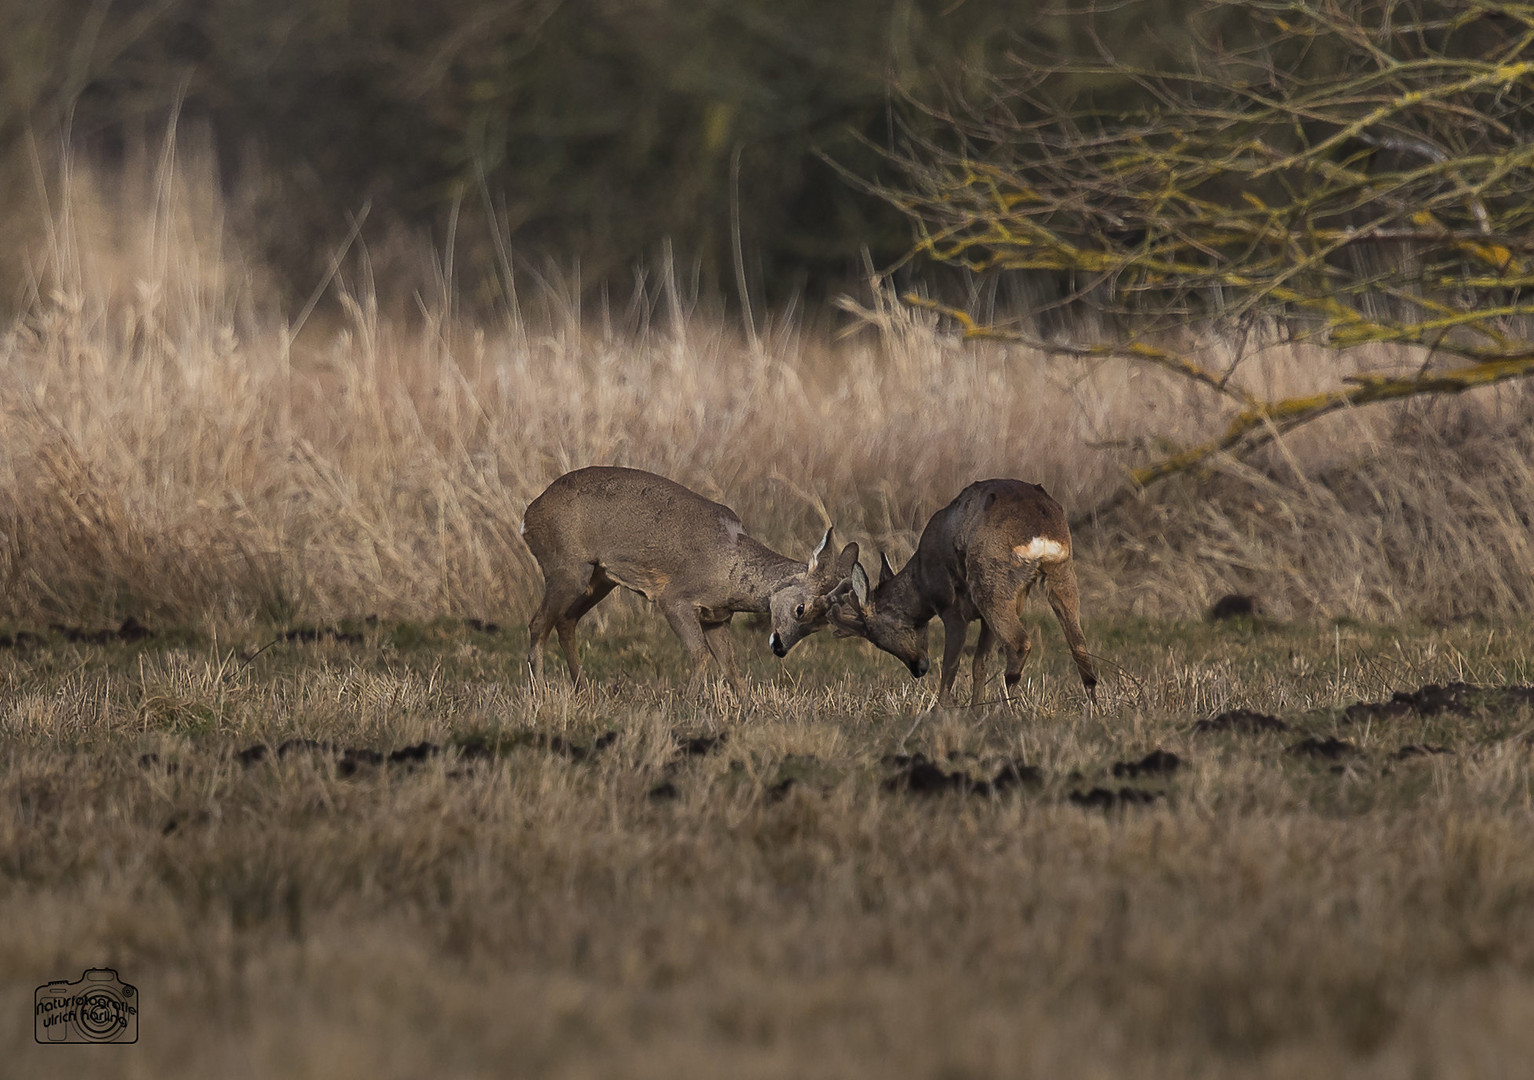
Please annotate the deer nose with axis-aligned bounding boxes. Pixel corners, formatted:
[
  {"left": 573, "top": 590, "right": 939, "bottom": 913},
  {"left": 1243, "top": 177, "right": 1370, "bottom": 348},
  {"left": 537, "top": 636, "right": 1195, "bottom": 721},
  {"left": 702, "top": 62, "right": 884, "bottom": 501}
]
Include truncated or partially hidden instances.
[
  {"left": 909, "top": 657, "right": 930, "bottom": 678},
  {"left": 769, "top": 632, "right": 787, "bottom": 658}
]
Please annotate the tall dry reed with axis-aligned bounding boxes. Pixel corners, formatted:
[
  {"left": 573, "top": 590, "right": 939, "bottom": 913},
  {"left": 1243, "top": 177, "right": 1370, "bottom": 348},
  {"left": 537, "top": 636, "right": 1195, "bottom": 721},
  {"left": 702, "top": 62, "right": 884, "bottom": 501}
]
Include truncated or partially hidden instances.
[{"left": 2, "top": 146, "right": 1531, "bottom": 629}]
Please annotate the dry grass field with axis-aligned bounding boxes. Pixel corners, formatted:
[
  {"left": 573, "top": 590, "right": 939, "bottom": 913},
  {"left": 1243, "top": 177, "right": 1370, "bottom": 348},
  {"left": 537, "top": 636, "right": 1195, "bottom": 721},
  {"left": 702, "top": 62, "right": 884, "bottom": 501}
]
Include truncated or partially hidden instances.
[
  {"left": 4, "top": 150, "right": 1534, "bottom": 1077},
  {"left": 3, "top": 618, "right": 1534, "bottom": 1078}
]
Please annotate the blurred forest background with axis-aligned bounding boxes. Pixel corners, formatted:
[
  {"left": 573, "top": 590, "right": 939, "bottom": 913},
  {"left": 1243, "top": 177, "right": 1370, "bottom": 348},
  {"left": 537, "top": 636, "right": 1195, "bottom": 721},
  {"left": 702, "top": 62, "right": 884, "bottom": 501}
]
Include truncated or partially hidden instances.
[{"left": 0, "top": 0, "right": 1218, "bottom": 313}]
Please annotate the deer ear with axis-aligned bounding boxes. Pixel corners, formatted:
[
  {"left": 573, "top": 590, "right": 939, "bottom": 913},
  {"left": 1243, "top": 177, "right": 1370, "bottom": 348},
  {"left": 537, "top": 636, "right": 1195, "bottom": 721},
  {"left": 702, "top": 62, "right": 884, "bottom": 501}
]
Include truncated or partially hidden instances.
[
  {"left": 826, "top": 582, "right": 867, "bottom": 635},
  {"left": 807, "top": 525, "right": 834, "bottom": 576},
  {"left": 850, "top": 561, "right": 870, "bottom": 608},
  {"left": 835, "top": 541, "right": 859, "bottom": 579},
  {"left": 878, "top": 551, "right": 896, "bottom": 586}
]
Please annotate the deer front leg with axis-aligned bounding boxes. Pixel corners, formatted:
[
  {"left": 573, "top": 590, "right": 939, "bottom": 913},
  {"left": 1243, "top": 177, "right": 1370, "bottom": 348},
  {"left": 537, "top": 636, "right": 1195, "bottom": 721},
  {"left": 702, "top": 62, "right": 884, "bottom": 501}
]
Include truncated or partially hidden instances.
[
  {"left": 701, "top": 618, "right": 747, "bottom": 701},
  {"left": 970, "top": 621, "right": 996, "bottom": 708},
  {"left": 937, "top": 610, "right": 969, "bottom": 708},
  {"left": 659, "top": 600, "right": 714, "bottom": 694}
]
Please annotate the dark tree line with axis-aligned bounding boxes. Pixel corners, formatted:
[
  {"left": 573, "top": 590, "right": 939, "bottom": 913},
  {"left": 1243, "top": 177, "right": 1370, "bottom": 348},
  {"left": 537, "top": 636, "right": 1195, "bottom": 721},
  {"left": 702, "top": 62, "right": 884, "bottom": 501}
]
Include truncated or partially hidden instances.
[
  {"left": 1, "top": 0, "right": 1247, "bottom": 310},
  {"left": 0, "top": 0, "right": 1002, "bottom": 305}
]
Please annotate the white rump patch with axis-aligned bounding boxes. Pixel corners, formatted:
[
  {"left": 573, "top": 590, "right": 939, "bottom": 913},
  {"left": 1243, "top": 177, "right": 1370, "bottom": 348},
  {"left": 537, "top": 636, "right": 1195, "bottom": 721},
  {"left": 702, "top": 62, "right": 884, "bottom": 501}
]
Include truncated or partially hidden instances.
[
  {"left": 519, "top": 517, "right": 527, "bottom": 536},
  {"left": 1014, "top": 537, "right": 1067, "bottom": 562}
]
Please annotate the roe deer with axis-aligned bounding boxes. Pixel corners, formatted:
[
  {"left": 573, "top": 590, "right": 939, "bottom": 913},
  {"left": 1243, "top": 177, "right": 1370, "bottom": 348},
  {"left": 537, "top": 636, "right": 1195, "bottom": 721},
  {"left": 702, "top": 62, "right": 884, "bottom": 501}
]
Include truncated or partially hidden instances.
[
  {"left": 522, "top": 466, "right": 858, "bottom": 696},
  {"left": 804, "top": 479, "right": 1098, "bottom": 708}
]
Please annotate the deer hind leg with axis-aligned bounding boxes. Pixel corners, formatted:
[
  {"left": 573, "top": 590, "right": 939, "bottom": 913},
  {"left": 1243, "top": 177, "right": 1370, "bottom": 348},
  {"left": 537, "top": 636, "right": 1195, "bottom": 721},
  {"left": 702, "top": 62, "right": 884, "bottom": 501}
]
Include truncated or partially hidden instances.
[
  {"left": 975, "top": 579, "right": 1033, "bottom": 705},
  {"left": 558, "top": 572, "right": 618, "bottom": 688},
  {"left": 529, "top": 564, "right": 614, "bottom": 688},
  {"left": 1043, "top": 558, "right": 1099, "bottom": 707},
  {"left": 527, "top": 576, "right": 575, "bottom": 681},
  {"left": 527, "top": 605, "right": 551, "bottom": 681},
  {"left": 1000, "top": 629, "right": 1034, "bottom": 702}
]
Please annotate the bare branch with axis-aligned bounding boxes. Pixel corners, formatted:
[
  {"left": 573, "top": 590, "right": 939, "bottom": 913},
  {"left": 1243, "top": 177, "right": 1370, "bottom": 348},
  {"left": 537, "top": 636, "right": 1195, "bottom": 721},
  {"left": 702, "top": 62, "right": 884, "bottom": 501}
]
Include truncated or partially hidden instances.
[{"left": 868, "top": 0, "right": 1534, "bottom": 519}]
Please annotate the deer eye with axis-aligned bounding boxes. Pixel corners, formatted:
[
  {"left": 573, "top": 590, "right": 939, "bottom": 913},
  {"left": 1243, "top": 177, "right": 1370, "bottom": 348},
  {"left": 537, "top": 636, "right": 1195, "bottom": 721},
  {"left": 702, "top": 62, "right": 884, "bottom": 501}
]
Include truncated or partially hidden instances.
[{"left": 794, "top": 604, "right": 805, "bottom": 618}]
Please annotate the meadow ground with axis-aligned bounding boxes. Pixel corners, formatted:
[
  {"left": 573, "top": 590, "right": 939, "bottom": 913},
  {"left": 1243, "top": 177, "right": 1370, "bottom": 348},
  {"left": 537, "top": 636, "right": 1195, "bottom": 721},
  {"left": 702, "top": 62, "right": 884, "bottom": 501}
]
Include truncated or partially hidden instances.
[
  {"left": 4, "top": 148, "right": 1534, "bottom": 1078},
  {"left": 2, "top": 610, "right": 1534, "bottom": 1078}
]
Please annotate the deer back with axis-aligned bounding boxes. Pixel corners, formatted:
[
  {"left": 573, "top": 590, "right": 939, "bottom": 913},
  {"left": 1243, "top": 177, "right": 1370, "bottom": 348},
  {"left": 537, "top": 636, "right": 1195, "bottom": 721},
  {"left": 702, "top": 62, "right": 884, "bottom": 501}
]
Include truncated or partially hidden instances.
[
  {"left": 522, "top": 467, "right": 758, "bottom": 602},
  {"left": 925, "top": 478, "right": 1072, "bottom": 595}
]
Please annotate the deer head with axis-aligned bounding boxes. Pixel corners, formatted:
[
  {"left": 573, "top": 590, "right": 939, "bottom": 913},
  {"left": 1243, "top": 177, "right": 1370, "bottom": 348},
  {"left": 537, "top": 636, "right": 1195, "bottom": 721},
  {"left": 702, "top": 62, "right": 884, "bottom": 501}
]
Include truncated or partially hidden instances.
[
  {"left": 822, "top": 553, "right": 931, "bottom": 679},
  {"left": 767, "top": 527, "right": 860, "bottom": 657}
]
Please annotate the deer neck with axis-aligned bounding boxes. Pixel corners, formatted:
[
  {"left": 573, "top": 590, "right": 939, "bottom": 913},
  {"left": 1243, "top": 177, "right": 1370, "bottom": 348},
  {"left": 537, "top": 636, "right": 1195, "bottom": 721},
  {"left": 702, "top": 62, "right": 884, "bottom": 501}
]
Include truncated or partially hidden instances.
[
  {"left": 728, "top": 536, "right": 804, "bottom": 612},
  {"left": 879, "top": 565, "right": 933, "bottom": 627}
]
